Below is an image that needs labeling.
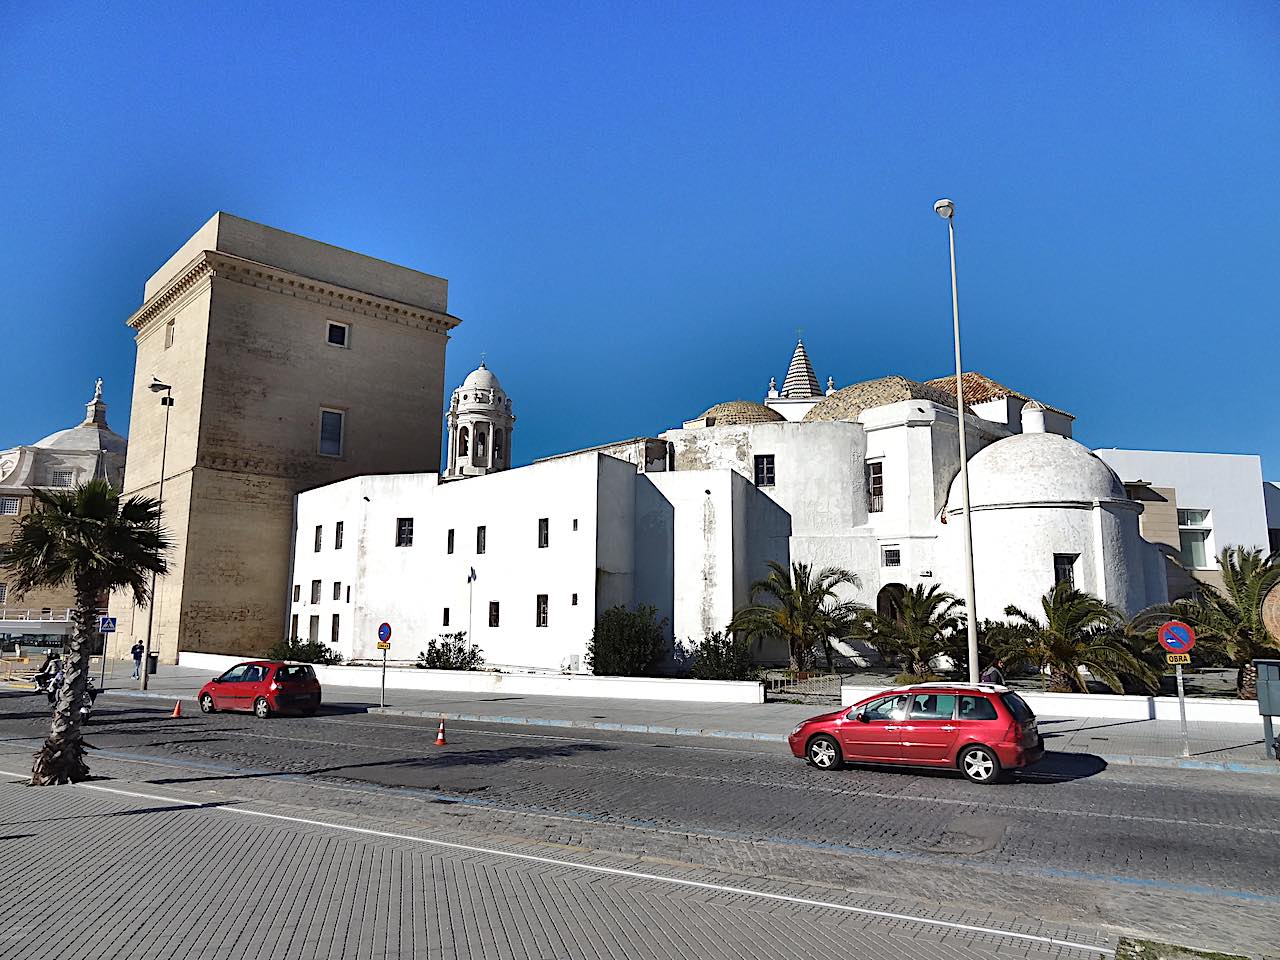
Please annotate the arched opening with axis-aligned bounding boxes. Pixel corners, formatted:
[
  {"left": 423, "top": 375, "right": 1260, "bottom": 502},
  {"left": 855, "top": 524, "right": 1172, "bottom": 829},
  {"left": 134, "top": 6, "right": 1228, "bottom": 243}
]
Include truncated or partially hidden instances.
[
  {"left": 458, "top": 426, "right": 469, "bottom": 458},
  {"left": 476, "top": 430, "right": 487, "bottom": 461},
  {"left": 493, "top": 428, "right": 504, "bottom": 462},
  {"left": 876, "top": 583, "right": 908, "bottom": 623}
]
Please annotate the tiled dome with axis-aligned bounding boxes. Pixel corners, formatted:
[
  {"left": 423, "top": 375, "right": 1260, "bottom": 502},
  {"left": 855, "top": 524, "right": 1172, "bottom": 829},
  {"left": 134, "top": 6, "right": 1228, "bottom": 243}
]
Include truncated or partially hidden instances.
[
  {"left": 803, "top": 376, "right": 972, "bottom": 422},
  {"left": 699, "top": 401, "right": 786, "bottom": 426}
]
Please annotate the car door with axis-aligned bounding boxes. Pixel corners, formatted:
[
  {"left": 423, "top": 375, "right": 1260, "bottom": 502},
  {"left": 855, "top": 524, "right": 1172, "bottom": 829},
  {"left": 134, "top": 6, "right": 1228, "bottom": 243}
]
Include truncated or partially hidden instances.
[
  {"left": 211, "top": 664, "right": 250, "bottom": 710},
  {"left": 839, "top": 694, "right": 909, "bottom": 761},
  {"left": 898, "top": 693, "right": 960, "bottom": 764},
  {"left": 238, "top": 663, "right": 268, "bottom": 710}
]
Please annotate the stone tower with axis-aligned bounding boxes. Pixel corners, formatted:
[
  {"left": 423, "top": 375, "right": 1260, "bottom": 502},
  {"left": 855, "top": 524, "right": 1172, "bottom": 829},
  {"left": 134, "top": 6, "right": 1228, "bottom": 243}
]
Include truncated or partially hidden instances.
[
  {"left": 444, "top": 361, "right": 515, "bottom": 479},
  {"left": 109, "top": 212, "right": 461, "bottom": 662}
]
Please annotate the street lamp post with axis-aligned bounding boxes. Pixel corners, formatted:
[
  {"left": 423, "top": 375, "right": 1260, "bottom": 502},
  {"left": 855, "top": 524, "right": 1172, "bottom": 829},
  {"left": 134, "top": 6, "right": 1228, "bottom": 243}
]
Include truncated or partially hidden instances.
[
  {"left": 140, "top": 378, "right": 173, "bottom": 691},
  {"left": 934, "top": 199, "right": 981, "bottom": 684}
]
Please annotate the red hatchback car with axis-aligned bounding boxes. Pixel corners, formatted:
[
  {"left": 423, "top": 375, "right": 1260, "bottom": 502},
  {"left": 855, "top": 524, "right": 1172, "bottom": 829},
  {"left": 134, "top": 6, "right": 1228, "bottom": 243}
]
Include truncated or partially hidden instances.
[
  {"left": 788, "top": 683, "right": 1043, "bottom": 784},
  {"left": 198, "top": 661, "right": 322, "bottom": 718}
]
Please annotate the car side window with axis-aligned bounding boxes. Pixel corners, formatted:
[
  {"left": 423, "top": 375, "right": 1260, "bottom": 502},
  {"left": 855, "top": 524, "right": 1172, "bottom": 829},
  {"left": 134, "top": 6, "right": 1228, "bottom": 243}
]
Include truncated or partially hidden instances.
[
  {"left": 958, "top": 695, "right": 999, "bottom": 721},
  {"left": 218, "top": 665, "right": 250, "bottom": 683},
  {"left": 910, "top": 694, "right": 957, "bottom": 720},
  {"left": 863, "top": 695, "right": 909, "bottom": 721},
  {"left": 242, "top": 665, "right": 265, "bottom": 683}
]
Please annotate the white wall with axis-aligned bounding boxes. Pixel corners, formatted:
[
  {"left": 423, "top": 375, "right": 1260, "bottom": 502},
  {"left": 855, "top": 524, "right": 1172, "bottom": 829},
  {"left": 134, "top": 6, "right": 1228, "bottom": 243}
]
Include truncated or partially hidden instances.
[{"left": 1095, "top": 449, "right": 1269, "bottom": 559}]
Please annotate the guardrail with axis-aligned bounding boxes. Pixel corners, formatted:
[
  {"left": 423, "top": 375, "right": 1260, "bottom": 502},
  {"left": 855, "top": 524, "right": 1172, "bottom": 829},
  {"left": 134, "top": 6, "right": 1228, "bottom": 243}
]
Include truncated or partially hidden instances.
[{"left": 0, "top": 608, "right": 109, "bottom": 622}]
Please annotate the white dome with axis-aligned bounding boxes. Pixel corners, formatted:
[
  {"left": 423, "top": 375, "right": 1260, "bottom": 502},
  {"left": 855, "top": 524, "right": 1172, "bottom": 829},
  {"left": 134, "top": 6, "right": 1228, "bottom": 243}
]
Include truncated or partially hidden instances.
[
  {"left": 461, "top": 362, "right": 502, "bottom": 393},
  {"left": 950, "top": 432, "right": 1125, "bottom": 510}
]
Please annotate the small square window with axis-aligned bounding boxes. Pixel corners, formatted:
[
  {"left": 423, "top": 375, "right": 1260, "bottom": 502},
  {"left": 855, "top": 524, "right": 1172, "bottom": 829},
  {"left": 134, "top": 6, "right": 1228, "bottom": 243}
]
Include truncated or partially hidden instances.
[
  {"left": 0, "top": 497, "right": 19, "bottom": 516},
  {"left": 488, "top": 601, "right": 500, "bottom": 628},
  {"left": 882, "top": 546, "right": 901, "bottom": 568},
  {"left": 1177, "top": 509, "right": 1210, "bottom": 528},
  {"left": 314, "top": 525, "right": 322, "bottom": 552},
  {"left": 536, "top": 594, "right": 548, "bottom": 628},
  {"left": 753, "top": 454, "right": 775, "bottom": 487},
  {"left": 442, "top": 607, "right": 450, "bottom": 627},
  {"left": 310, "top": 580, "right": 321, "bottom": 604},
  {"left": 50, "top": 470, "right": 73, "bottom": 489},
  {"left": 477, "top": 525, "right": 487, "bottom": 555},
  {"left": 447, "top": 528, "right": 455, "bottom": 554},
  {"left": 333, "top": 581, "right": 342, "bottom": 601},
  {"left": 538, "top": 518, "right": 549, "bottom": 549},
  {"left": 319, "top": 408, "right": 345, "bottom": 457},
  {"left": 335, "top": 521, "right": 344, "bottom": 550},
  {"left": 327, "top": 322, "right": 349, "bottom": 347},
  {"left": 292, "top": 584, "right": 300, "bottom": 603},
  {"left": 396, "top": 518, "right": 414, "bottom": 547},
  {"left": 1053, "top": 553, "right": 1078, "bottom": 587},
  {"left": 164, "top": 319, "right": 175, "bottom": 349}
]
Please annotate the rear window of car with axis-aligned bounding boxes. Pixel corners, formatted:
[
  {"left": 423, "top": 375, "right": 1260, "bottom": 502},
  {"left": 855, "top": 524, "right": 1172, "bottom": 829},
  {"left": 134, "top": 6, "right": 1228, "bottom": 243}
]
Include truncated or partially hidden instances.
[
  {"left": 1001, "top": 692, "right": 1035, "bottom": 723},
  {"left": 957, "top": 695, "right": 998, "bottom": 721},
  {"left": 276, "top": 665, "right": 315, "bottom": 681}
]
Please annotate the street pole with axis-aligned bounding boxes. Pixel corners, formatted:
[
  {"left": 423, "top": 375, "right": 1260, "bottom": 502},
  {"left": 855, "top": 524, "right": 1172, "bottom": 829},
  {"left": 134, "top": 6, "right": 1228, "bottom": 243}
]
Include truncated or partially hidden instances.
[
  {"left": 140, "top": 382, "right": 173, "bottom": 691},
  {"left": 380, "top": 646, "right": 387, "bottom": 708},
  {"left": 1175, "top": 663, "right": 1190, "bottom": 758},
  {"left": 467, "top": 571, "right": 475, "bottom": 651},
  {"left": 935, "top": 199, "right": 981, "bottom": 684}
]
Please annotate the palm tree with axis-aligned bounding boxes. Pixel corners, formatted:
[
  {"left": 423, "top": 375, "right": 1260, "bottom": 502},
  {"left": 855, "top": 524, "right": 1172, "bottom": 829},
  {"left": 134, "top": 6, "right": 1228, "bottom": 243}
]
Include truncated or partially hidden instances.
[
  {"left": 1158, "top": 546, "right": 1280, "bottom": 698},
  {"left": 0, "top": 480, "right": 168, "bottom": 784},
  {"left": 1001, "top": 583, "right": 1156, "bottom": 694},
  {"left": 852, "top": 583, "right": 964, "bottom": 682},
  {"left": 728, "top": 561, "right": 862, "bottom": 671}
]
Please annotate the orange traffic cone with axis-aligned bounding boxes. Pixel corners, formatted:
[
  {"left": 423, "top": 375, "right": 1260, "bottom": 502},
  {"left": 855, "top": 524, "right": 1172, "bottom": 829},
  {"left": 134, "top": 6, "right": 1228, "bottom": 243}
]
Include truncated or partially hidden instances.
[
  {"left": 170, "top": 700, "right": 182, "bottom": 719},
  {"left": 434, "top": 720, "right": 447, "bottom": 746}
]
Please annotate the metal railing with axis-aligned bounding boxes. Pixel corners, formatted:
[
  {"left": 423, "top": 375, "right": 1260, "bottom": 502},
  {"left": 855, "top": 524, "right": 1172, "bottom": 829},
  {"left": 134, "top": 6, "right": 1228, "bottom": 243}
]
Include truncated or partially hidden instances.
[
  {"left": 763, "top": 671, "right": 843, "bottom": 700},
  {"left": 868, "top": 495, "right": 884, "bottom": 513},
  {"left": 0, "top": 608, "right": 108, "bottom": 622}
]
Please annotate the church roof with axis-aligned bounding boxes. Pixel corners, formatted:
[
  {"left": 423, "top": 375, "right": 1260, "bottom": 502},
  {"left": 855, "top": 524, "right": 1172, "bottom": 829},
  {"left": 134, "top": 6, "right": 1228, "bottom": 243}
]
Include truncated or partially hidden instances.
[
  {"left": 803, "top": 376, "right": 971, "bottom": 422},
  {"left": 699, "top": 400, "right": 786, "bottom": 426},
  {"left": 780, "top": 340, "right": 821, "bottom": 399},
  {"left": 924, "top": 372, "right": 1073, "bottom": 419},
  {"left": 950, "top": 431, "right": 1123, "bottom": 510},
  {"left": 461, "top": 361, "right": 502, "bottom": 393},
  {"left": 32, "top": 380, "right": 127, "bottom": 456}
]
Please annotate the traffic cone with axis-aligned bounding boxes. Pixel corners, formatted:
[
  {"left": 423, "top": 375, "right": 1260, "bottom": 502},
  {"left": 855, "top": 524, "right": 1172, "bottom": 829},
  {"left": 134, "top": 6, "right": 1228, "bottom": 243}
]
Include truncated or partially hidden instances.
[
  {"left": 170, "top": 700, "right": 182, "bottom": 719},
  {"left": 434, "top": 720, "right": 447, "bottom": 746}
]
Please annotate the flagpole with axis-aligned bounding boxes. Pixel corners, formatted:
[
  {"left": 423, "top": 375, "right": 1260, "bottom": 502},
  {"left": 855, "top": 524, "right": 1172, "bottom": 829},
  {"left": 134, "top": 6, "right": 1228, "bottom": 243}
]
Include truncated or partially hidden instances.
[{"left": 467, "top": 568, "right": 475, "bottom": 652}]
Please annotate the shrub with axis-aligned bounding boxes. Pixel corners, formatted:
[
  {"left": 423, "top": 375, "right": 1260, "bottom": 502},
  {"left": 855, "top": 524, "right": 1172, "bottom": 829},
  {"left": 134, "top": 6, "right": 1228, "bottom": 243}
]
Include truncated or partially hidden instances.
[
  {"left": 417, "top": 632, "right": 485, "bottom": 671},
  {"left": 689, "top": 631, "right": 756, "bottom": 681},
  {"left": 268, "top": 636, "right": 345, "bottom": 665},
  {"left": 586, "top": 605, "right": 666, "bottom": 677}
]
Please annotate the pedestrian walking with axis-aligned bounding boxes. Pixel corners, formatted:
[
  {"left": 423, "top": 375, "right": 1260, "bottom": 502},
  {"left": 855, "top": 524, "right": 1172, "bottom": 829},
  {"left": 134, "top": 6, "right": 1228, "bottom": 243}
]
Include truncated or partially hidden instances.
[
  {"left": 131, "top": 641, "right": 144, "bottom": 680},
  {"left": 979, "top": 658, "right": 1005, "bottom": 686}
]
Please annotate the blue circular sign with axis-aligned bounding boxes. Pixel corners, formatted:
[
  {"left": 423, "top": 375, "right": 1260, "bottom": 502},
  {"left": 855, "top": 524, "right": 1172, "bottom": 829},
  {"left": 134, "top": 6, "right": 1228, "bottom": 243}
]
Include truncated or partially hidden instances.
[
  {"left": 1158, "top": 621, "right": 1195, "bottom": 653},
  {"left": 378, "top": 622, "right": 392, "bottom": 642}
]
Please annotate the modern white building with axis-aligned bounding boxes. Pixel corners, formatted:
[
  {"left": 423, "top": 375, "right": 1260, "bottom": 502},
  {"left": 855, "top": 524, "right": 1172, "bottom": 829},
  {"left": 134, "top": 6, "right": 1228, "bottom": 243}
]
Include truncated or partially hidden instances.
[{"left": 287, "top": 347, "right": 1172, "bottom": 669}]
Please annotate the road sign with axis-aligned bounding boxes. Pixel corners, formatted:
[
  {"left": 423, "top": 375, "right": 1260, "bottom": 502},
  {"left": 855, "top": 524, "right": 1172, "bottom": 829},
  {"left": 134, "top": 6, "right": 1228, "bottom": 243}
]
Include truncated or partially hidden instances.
[
  {"left": 377, "top": 641, "right": 391, "bottom": 651},
  {"left": 1158, "top": 621, "right": 1196, "bottom": 654},
  {"left": 1166, "top": 653, "right": 1191, "bottom": 665},
  {"left": 98, "top": 616, "right": 117, "bottom": 633},
  {"left": 378, "top": 622, "right": 392, "bottom": 642}
]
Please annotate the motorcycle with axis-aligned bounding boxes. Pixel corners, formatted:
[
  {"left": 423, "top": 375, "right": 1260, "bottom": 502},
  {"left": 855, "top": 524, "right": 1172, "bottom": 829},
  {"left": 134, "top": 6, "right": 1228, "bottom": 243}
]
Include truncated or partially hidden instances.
[
  {"left": 45, "top": 672, "right": 97, "bottom": 721},
  {"left": 32, "top": 655, "right": 62, "bottom": 695}
]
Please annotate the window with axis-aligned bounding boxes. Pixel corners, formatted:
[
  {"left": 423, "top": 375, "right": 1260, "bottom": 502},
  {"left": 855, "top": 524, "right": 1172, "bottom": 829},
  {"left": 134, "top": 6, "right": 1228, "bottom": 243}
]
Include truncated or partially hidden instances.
[
  {"left": 1001, "top": 693, "right": 1035, "bottom": 724},
  {"left": 860, "top": 695, "right": 909, "bottom": 722},
  {"left": 536, "top": 594, "right": 548, "bottom": 627},
  {"left": 164, "top": 319, "right": 175, "bottom": 349},
  {"left": 494, "top": 428, "right": 504, "bottom": 462},
  {"left": 958, "top": 695, "right": 998, "bottom": 721},
  {"left": 538, "top": 518, "right": 549, "bottom": 549},
  {"left": 335, "top": 521, "right": 344, "bottom": 550},
  {"left": 290, "top": 613, "right": 298, "bottom": 639},
  {"left": 346, "top": 586, "right": 351, "bottom": 603},
  {"left": 327, "top": 321, "right": 349, "bottom": 347},
  {"left": 572, "top": 518, "right": 578, "bottom": 531},
  {"left": 1178, "top": 509, "right": 1212, "bottom": 568},
  {"left": 571, "top": 593, "right": 578, "bottom": 606},
  {"left": 333, "top": 581, "right": 342, "bottom": 601},
  {"left": 51, "top": 470, "right": 73, "bottom": 488},
  {"left": 396, "top": 518, "right": 414, "bottom": 547},
  {"left": 1053, "top": 553, "right": 1077, "bottom": 587},
  {"left": 446, "top": 528, "right": 455, "bottom": 554},
  {"left": 308, "top": 616, "right": 320, "bottom": 642},
  {"left": 314, "top": 525, "right": 323, "bottom": 552},
  {"left": 753, "top": 454, "right": 775, "bottom": 487},
  {"left": 319, "top": 408, "right": 345, "bottom": 457},
  {"left": 0, "top": 583, "right": 7, "bottom": 604},
  {"left": 310, "top": 580, "right": 321, "bottom": 604},
  {"left": 218, "top": 664, "right": 252, "bottom": 683},
  {"left": 292, "top": 584, "right": 300, "bottom": 603},
  {"left": 476, "top": 525, "right": 486, "bottom": 554},
  {"left": 476, "top": 430, "right": 488, "bottom": 460},
  {"left": 330, "top": 614, "right": 340, "bottom": 644},
  {"left": 867, "top": 461, "right": 884, "bottom": 513},
  {"left": 458, "top": 426, "right": 470, "bottom": 458},
  {"left": 881, "top": 546, "right": 901, "bottom": 568},
  {"left": 488, "top": 601, "right": 500, "bottom": 628},
  {"left": 909, "top": 694, "right": 956, "bottom": 720},
  {"left": 0, "top": 497, "right": 18, "bottom": 516},
  {"left": 442, "top": 608, "right": 450, "bottom": 626}
]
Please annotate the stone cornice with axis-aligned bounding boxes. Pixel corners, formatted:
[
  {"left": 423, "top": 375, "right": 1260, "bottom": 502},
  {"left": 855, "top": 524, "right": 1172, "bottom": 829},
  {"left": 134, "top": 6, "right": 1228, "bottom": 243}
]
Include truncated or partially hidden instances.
[{"left": 126, "top": 250, "right": 462, "bottom": 337}]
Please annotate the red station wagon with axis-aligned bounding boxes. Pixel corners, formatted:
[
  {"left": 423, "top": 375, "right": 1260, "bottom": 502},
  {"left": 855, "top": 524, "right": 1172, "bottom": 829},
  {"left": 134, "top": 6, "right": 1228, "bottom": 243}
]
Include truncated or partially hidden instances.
[
  {"left": 198, "top": 661, "right": 322, "bottom": 718},
  {"left": 788, "top": 683, "right": 1043, "bottom": 784}
]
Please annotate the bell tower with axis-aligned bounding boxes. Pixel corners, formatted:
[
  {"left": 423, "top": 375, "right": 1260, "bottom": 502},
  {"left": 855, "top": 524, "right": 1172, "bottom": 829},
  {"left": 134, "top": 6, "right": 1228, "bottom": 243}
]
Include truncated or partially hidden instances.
[{"left": 445, "top": 361, "right": 515, "bottom": 479}]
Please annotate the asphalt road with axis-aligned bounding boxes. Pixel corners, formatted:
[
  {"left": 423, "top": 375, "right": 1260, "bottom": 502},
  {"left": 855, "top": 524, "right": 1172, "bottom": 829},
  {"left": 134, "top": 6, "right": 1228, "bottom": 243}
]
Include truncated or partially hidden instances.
[{"left": 2, "top": 690, "right": 1277, "bottom": 957}]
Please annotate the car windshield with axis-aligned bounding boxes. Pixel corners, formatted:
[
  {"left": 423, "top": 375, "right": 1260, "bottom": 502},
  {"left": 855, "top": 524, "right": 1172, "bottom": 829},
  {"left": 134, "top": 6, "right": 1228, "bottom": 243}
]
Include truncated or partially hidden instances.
[{"left": 1001, "top": 692, "right": 1035, "bottom": 723}]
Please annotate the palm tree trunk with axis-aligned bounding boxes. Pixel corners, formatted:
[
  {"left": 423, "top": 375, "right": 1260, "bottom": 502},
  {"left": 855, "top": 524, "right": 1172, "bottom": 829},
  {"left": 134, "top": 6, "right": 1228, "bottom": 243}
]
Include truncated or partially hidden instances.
[
  {"left": 31, "top": 579, "right": 97, "bottom": 785},
  {"left": 1239, "top": 662, "right": 1258, "bottom": 701}
]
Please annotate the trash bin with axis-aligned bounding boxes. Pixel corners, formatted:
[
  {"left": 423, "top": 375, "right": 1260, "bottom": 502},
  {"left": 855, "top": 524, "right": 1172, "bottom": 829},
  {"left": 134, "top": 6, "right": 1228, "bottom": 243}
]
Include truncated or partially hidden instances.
[
  {"left": 1254, "top": 659, "right": 1280, "bottom": 761},
  {"left": 147, "top": 652, "right": 159, "bottom": 676}
]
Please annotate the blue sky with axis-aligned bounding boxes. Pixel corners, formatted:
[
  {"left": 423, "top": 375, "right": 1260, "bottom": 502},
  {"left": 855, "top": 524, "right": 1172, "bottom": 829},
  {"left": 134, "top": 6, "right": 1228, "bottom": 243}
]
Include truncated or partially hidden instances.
[{"left": 2, "top": 2, "right": 1277, "bottom": 475}]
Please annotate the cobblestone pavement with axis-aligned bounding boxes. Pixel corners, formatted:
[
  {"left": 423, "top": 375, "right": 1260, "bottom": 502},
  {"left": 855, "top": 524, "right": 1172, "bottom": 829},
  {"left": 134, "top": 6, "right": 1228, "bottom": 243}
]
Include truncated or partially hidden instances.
[{"left": 2, "top": 693, "right": 1277, "bottom": 958}]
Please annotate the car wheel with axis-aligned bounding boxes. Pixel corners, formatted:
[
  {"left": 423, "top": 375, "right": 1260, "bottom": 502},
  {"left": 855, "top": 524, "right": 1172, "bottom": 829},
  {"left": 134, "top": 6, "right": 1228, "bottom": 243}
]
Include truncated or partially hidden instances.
[
  {"left": 806, "top": 734, "right": 843, "bottom": 771},
  {"left": 199, "top": 693, "right": 216, "bottom": 714},
  {"left": 959, "top": 745, "right": 1001, "bottom": 784},
  {"left": 254, "top": 697, "right": 270, "bottom": 719}
]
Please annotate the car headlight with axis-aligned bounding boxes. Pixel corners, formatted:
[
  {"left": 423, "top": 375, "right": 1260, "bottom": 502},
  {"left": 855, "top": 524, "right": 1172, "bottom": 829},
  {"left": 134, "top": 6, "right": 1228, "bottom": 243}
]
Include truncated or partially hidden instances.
[{"left": 790, "top": 723, "right": 806, "bottom": 736}]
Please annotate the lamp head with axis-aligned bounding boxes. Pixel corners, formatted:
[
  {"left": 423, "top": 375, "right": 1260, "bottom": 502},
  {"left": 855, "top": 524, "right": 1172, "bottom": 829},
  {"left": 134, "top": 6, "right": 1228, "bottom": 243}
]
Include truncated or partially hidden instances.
[
  {"left": 933, "top": 198, "right": 955, "bottom": 220},
  {"left": 148, "top": 377, "right": 172, "bottom": 394}
]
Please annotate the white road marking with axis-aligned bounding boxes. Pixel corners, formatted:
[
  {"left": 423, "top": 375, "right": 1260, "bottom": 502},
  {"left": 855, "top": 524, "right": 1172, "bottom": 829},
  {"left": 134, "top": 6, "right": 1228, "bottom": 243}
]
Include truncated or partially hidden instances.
[{"left": 0, "top": 768, "right": 1113, "bottom": 955}]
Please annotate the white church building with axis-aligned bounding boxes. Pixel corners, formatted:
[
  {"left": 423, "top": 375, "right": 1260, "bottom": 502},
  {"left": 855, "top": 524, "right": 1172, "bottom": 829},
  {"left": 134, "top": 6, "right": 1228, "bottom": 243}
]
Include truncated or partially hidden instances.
[{"left": 286, "top": 342, "right": 1169, "bottom": 670}]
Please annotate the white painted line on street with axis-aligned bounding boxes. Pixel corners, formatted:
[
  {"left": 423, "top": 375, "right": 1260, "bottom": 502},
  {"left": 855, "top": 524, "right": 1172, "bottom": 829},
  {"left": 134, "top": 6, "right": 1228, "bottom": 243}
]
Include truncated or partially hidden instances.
[{"left": 0, "top": 768, "right": 1113, "bottom": 956}]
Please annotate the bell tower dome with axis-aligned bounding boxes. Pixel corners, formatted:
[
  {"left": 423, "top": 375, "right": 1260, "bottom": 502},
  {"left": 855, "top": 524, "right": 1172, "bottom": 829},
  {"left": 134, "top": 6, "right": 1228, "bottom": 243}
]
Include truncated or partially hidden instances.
[{"left": 445, "top": 361, "right": 516, "bottom": 479}]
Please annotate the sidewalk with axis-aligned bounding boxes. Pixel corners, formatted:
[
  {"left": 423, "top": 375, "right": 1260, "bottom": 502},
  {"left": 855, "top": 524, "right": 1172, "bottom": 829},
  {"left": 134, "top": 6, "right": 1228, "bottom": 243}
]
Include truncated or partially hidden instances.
[{"left": 90, "top": 664, "right": 1279, "bottom": 774}]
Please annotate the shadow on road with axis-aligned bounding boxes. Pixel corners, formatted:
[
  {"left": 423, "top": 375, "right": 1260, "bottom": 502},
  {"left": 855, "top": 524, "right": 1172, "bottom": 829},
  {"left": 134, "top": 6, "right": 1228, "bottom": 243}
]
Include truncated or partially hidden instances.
[{"left": 1018, "top": 751, "right": 1108, "bottom": 782}]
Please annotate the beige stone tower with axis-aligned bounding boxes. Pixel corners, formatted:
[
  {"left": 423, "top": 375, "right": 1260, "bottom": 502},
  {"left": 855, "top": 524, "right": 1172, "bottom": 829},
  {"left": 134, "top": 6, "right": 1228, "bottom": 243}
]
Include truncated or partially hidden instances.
[{"left": 109, "top": 213, "right": 461, "bottom": 661}]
